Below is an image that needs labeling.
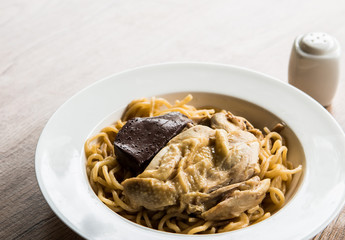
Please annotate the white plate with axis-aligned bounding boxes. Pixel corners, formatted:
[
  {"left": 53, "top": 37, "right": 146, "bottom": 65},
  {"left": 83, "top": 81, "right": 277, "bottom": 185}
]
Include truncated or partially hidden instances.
[{"left": 35, "top": 62, "right": 345, "bottom": 240}]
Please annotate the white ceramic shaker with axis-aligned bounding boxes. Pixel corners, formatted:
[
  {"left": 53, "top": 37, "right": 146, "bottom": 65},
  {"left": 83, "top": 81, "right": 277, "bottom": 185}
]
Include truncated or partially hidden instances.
[{"left": 288, "top": 32, "right": 341, "bottom": 107}]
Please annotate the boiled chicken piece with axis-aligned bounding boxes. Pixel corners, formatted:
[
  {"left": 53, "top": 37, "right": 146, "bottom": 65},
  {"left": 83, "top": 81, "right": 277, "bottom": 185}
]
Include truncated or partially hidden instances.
[
  {"left": 211, "top": 112, "right": 240, "bottom": 132},
  {"left": 211, "top": 113, "right": 260, "bottom": 185},
  {"left": 211, "top": 111, "right": 253, "bottom": 131},
  {"left": 122, "top": 177, "right": 177, "bottom": 210},
  {"left": 201, "top": 176, "right": 270, "bottom": 220},
  {"left": 122, "top": 113, "right": 263, "bottom": 220}
]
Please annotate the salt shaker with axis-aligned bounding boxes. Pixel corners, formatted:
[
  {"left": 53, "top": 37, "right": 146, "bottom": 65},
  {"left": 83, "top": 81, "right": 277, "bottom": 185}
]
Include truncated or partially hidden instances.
[{"left": 288, "top": 32, "right": 341, "bottom": 107}]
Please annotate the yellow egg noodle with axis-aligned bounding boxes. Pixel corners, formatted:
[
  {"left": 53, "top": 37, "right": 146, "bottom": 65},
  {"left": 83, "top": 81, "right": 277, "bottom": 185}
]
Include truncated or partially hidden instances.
[{"left": 84, "top": 95, "right": 302, "bottom": 234}]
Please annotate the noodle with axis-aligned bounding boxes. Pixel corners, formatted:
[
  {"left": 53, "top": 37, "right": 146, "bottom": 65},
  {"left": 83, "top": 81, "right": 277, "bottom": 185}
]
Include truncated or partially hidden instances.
[{"left": 84, "top": 94, "right": 302, "bottom": 234}]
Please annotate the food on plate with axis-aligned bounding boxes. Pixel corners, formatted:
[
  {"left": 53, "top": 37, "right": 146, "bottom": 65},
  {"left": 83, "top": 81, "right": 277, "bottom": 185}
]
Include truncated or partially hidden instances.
[{"left": 85, "top": 94, "right": 302, "bottom": 234}]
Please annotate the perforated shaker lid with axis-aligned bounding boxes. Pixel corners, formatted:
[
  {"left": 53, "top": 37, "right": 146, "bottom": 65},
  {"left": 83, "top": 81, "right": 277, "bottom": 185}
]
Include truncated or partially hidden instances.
[{"left": 299, "top": 32, "right": 337, "bottom": 55}]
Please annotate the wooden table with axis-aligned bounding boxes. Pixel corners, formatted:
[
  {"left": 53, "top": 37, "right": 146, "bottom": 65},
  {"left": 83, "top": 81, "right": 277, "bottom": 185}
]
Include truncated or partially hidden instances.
[{"left": 1, "top": 1, "right": 344, "bottom": 239}]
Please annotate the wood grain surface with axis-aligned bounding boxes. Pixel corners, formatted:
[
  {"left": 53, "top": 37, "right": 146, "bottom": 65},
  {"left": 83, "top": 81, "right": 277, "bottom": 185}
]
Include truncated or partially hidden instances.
[{"left": 1, "top": 0, "right": 345, "bottom": 239}]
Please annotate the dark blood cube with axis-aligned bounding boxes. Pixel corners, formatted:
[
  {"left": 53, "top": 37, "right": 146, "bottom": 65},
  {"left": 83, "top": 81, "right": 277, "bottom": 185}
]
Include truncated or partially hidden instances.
[{"left": 114, "top": 112, "right": 192, "bottom": 174}]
